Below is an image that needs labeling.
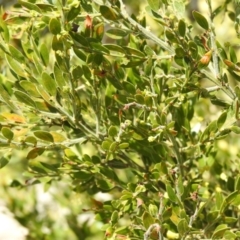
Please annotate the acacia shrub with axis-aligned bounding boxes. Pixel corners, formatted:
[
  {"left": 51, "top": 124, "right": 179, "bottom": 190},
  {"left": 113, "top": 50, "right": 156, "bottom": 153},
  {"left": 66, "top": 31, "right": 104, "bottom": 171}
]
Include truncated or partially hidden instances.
[{"left": 0, "top": 0, "right": 240, "bottom": 239}]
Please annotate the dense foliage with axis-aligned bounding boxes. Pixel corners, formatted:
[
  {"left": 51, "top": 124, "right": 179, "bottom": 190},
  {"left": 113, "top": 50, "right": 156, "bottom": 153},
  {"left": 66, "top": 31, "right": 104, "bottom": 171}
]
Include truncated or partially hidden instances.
[{"left": 1, "top": 0, "right": 240, "bottom": 239}]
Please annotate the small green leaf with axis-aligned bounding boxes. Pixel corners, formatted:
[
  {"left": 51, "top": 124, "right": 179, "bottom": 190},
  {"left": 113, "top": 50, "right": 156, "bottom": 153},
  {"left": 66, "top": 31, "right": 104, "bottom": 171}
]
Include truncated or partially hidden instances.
[
  {"left": 192, "top": 11, "right": 209, "bottom": 30},
  {"left": 147, "top": 0, "right": 160, "bottom": 10},
  {"left": 20, "top": 81, "right": 40, "bottom": 97},
  {"left": 41, "top": 72, "right": 57, "bottom": 96},
  {"left": 101, "top": 140, "right": 113, "bottom": 150},
  {"left": 223, "top": 230, "right": 237, "bottom": 239},
  {"left": 1, "top": 127, "right": 14, "bottom": 141},
  {"left": 54, "top": 65, "right": 67, "bottom": 89},
  {"left": 34, "top": 131, "right": 54, "bottom": 142},
  {"left": 73, "top": 47, "right": 87, "bottom": 61},
  {"left": 67, "top": 4, "right": 81, "bottom": 22},
  {"left": 148, "top": 204, "right": 158, "bottom": 216},
  {"left": 200, "top": 120, "right": 217, "bottom": 143},
  {"left": 40, "top": 43, "right": 49, "bottom": 66},
  {"left": 188, "top": 41, "right": 198, "bottom": 59},
  {"left": 106, "top": 28, "right": 128, "bottom": 39},
  {"left": 178, "top": 19, "right": 186, "bottom": 37},
  {"left": 106, "top": 159, "right": 128, "bottom": 169},
  {"left": 9, "top": 45, "right": 25, "bottom": 62},
  {"left": 90, "top": 42, "right": 110, "bottom": 54},
  {"left": 118, "top": 142, "right": 129, "bottom": 149},
  {"left": 235, "top": 175, "right": 240, "bottom": 190},
  {"left": 124, "top": 46, "right": 146, "bottom": 58},
  {"left": 166, "top": 184, "right": 178, "bottom": 202},
  {"left": 220, "top": 190, "right": 240, "bottom": 213},
  {"left": 217, "top": 111, "right": 227, "bottom": 129},
  {"left": 5, "top": 54, "right": 27, "bottom": 78},
  {"left": 0, "top": 156, "right": 9, "bottom": 168},
  {"left": 49, "top": 18, "right": 61, "bottom": 35},
  {"left": 108, "top": 126, "right": 118, "bottom": 137},
  {"left": 72, "top": 171, "right": 92, "bottom": 181},
  {"left": 19, "top": 0, "right": 42, "bottom": 13},
  {"left": 25, "top": 136, "right": 37, "bottom": 145},
  {"left": 229, "top": 46, "right": 237, "bottom": 63},
  {"left": 0, "top": 83, "right": 17, "bottom": 111},
  {"left": 100, "top": 5, "right": 119, "bottom": 21},
  {"left": 212, "top": 224, "right": 230, "bottom": 239},
  {"left": 142, "top": 211, "right": 155, "bottom": 229},
  {"left": 177, "top": 219, "right": 189, "bottom": 236},
  {"left": 109, "top": 142, "right": 118, "bottom": 151},
  {"left": 50, "top": 132, "right": 66, "bottom": 142},
  {"left": 96, "top": 178, "right": 114, "bottom": 191},
  {"left": 27, "top": 148, "right": 45, "bottom": 159},
  {"left": 14, "top": 91, "right": 36, "bottom": 108},
  {"left": 52, "top": 35, "right": 63, "bottom": 51},
  {"left": 111, "top": 210, "right": 118, "bottom": 224}
]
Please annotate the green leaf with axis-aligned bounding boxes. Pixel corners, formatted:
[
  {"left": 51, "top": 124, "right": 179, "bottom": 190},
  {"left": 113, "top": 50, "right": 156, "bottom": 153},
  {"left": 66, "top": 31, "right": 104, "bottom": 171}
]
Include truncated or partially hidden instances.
[
  {"left": 96, "top": 178, "right": 114, "bottom": 191},
  {"left": 25, "top": 136, "right": 37, "bottom": 145},
  {"left": 54, "top": 65, "right": 67, "bottom": 89},
  {"left": 217, "top": 111, "right": 227, "bottom": 129},
  {"left": 67, "top": 4, "right": 81, "bottom": 22},
  {"left": 34, "top": 131, "right": 54, "bottom": 142},
  {"left": 223, "top": 230, "right": 237, "bottom": 239},
  {"left": 1, "top": 127, "right": 14, "bottom": 141},
  {"left": 52, "top": 35, "right": 63, "bottom": 51},
  {"left": 27, "top": 148, "right": 45, "bottom": 160},
  {"left": 90, "top": 42, "right": 110, "bottom": 54},
  {"left": 177, "top": 219, "right": 189, "bottom": 236},
  {"left": 142, "top": 211, "right": 154, "bottom": 229},
  {"left": 20, "top": 81, "right": 41, "bottom": 97},
  {"left": 100, "top": 5, "right": 119, "bottom": 21},
  {"left": 220, "top": 190, "right": 240, "bottom": 213},
  {"left": 49, "top": 18, "right": 61, "bottom": 35},
  {"left": 148, "top": 204, "right": 158, "bottom": 216},
  {"left": 101, "top": 140, "right": 113, "bottom": 150},
  {"left": 106, "top": 28, "right": 129, "bottom": 39},
  {"left": 104, "top": 44, "right": 125, "bottom": 57},
  {"left": 108, "top": 126, "right": 118, "bottom": 137},
  {"left": 188, "top": 41, "right": 198, "bottom": 59},
  {"left": 14, "top": 91, "right": 36, "bottom": 108},
  {"left": 5, "top": 54, "right": 27, "bottom": 78},
  {"left": 73, "top": 47, "right": 87, "bottom": 61},
  {"left": 0, "top": 83, "right": 17, "bottom": 111},
  {"left": 110, "top": 210, "right": 119, "bottom": 224},
  {"left": 0, "top": 156, "right": 9, "bottom": 168},
  {"left": 72, "top": 171, "right": 92, "bottom": 181},
  {"left": 40, "top": 43, "right": 49, "bottom": 66},
  {"left": 229, "top": 46, "right": 237, "bottom": 63},
  {"left": 50, "top": 132, "right": 66, "bottom": 142},
  {"left": 123, "top": 46, "right": 146, "bottom": 58},
  {"left": 200, "top": 120, "right": 217, "bottom": 143},
  {"left": 9, "top": 45, "right": 25, "bottom": 62},
  {"left": 166, "top": 184, "right": 178, "bottom": 202},
  {"left": 147, "top": 0, "right": 160, "bottom": 11},
  {"left": 118, "top": 142, "right": 129, "bottom": 149},
  {"left": 41, "top": 72, "right": 57, "bottom": 96},
  {"left": 106, "top": 159, "right": 128, "bottom": 169},
  {"left": 19, "top": 0, "right": 42, "bottom": 13},
  {"left": 192, "top": 11, "right": 209, "bottom": 30},
  {"left": 178, "top": 19, "right": 186, "bottom": 37},
  {"left": 212, "top": 224, "right": 230, "bottom": 239}
]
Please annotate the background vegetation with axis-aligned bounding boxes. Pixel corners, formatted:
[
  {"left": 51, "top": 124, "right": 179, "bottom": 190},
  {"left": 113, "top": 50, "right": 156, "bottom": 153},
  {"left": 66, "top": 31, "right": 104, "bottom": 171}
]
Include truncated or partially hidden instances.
[{"left": 1, "top": 0, "right": 240, "bottom": 239}]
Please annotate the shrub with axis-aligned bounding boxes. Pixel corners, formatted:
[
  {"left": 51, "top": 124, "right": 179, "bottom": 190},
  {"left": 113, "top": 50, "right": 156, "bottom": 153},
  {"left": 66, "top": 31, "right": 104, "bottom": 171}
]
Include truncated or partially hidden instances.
[{"left": 1, "top": 0, "right": 240, "bottom": 239}]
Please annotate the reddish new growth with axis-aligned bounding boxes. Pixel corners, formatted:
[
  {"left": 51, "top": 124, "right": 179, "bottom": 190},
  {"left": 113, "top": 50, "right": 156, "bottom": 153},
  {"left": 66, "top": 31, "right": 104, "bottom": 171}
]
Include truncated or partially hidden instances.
[{"left": 85, "top": 15, "right": 92, "bottom": 28}]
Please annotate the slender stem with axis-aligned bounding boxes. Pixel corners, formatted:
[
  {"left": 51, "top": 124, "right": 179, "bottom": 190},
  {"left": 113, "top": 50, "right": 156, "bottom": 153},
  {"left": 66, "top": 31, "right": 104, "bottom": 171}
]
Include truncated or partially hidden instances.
[
  {"left": 167, "top": 133, "right": 184, "bottom": 177},
  {"left": 118, "top": 0, "right": 175, "bottom": 54},
  {"left": 144, "top": 223, "right": 161, "bottom": 240}
]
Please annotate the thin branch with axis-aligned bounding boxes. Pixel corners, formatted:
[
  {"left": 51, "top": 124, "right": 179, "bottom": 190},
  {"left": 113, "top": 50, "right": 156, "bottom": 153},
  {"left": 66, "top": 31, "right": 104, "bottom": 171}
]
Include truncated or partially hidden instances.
[{"left": 118, "top": 0, "right": 175, "bottom": 54}]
